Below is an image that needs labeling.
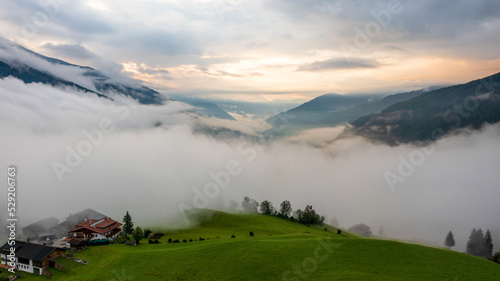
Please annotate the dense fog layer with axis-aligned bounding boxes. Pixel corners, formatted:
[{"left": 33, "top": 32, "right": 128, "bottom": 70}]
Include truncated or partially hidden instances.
[{"left": 1, "top": 77, "right": 499, "bottom": 252}]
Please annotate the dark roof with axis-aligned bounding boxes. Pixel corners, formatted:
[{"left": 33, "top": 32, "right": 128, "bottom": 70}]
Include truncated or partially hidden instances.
[
  {"left": 70, "top": 217, "right": 122, "bottom": 235},
  {"left": 0, "top": 240, "right": 62, "bottom": 262}
]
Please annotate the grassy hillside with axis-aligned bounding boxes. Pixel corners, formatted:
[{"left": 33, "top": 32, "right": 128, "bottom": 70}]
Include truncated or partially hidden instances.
[{"left": 2, "top": 210, "right": 499, "bottom": 280}]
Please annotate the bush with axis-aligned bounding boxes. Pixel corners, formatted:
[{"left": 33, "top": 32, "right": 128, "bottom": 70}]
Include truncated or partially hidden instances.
[
  {"left": 148, "top": 239, "right": 153, "bottom": 244},
  {"left": 199, "top": 237, "right": 205, "bottom": 241},
  {"left": 116, "top": 236, "right": 126, "bottom": 244},
  {"left": 231, "top": 234, "right": 236, "bottom": 238},
  {"left": 168, "top": 238, "right": 172, "bottom": 243},
  {"left": 143, "top": 229, "right": 152, "bottom": 238},
  {"left": 173, "top": 239, "right": 179, "bottom": 243},
  {"left": 324, "top": 228, "right": 328, "bottom": 231},
  {"left": 249, "top": 232, "right": 254, "bottom": 237},
  {"left": 337, "top": 229, "right": 342, "bottom": 235},
  {"left": 493, "top": 252, "right": 500, "bottom": 264},
  {"left": 183, "top": 239, "right": 187, "bottom": 243},
  {"left": 189, "top": 239, "right": 193, "bottom": 242},
  {"left": 348, "top": 224, "right": 372, "bottom": 237},
  {"left": 154, "top": 240, "right": 159, "bottom": 244}
]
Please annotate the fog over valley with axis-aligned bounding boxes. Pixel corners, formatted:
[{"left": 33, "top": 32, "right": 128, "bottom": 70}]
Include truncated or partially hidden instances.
[{"left": 1, "top": 76, "right": 499, "bottom": 252}]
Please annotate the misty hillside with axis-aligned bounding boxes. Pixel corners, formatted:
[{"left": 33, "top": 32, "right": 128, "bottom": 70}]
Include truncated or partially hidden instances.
[
  {"left": 172, "top": 96, "right": 236, "bottom": 120},
  {"left": 351, "top": 72, "right": 500, "bottom": 145},
  {"left": 0, "top": 39, "right": 165, "bottom": 105},
  {"left": 266, "top": 93, "right": 378, "bottom": 133},
  {"left": 266, "top": 90, "right": 432, "bottom": 135},
  {"left": 0, "top": 37, "right": 240, "bottom": 121}
]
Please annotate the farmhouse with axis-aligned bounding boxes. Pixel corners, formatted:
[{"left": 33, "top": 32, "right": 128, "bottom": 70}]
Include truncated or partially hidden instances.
[
  {"left": 68, "top": 217, "right": 122, "bottom": 240},
  {"left": 0, "top": 240, "right": 65, "bottom": 276}
]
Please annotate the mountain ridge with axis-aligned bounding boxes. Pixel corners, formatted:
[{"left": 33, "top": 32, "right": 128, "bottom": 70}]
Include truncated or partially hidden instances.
[{"left": 350, "top": 72, "right": 500, "bottom": 144}]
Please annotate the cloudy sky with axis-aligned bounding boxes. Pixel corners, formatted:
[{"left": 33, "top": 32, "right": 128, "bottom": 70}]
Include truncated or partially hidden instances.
[{"left": 1, "top": 0, "right": 500, "bottom": 101}]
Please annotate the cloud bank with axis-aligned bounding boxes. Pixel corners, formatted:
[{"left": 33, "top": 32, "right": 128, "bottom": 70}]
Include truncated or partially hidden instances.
[{"left": 1, "top": 77, "right": 499, "bottom": 252}]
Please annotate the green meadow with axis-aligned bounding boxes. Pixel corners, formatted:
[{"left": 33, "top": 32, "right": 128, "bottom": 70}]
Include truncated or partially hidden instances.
[{"left": 2, "top": 210, "right": 499, "bottom": 280}]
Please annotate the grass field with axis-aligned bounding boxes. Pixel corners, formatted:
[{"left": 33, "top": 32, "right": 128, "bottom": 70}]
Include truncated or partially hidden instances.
[{"left": 1, "top": 210, "right": 499, "bottom": 280}]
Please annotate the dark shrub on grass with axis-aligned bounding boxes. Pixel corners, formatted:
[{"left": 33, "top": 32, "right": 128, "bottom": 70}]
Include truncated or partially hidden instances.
[
  {"left": 183, "top": 239, "right": 187, "bottom": 243},
  {"left": 337, "top": 229, "right": 342, "bottom": 235},
  {"left": 173, "top": 239, "right": 179, "bottom": 243},
  {"left": 325, "top": 228, "right": 328, "bottom": 231},
  {"left": 249, "top": 232, "right": 254, "bottom": 236},
  {"left": 493, "top": 252, "right": 500, "bottom": 264},
  {"left": 154, "top": 240, "right": 159, "bottom": 244},
  {"left": 199, "top": 237, "right": 205, "bottom": 241},
  {"left": 189, "top": 239, "right": 193, "bottom": 242},
  {"left": 168, "top": 238, "right": 172, "bottom": 243},
  {"left": 148, "top": 239, "right": 153, "bottom": 244},
  {"left": 231, "top": 234, "right": 236, "bottom": 238}
]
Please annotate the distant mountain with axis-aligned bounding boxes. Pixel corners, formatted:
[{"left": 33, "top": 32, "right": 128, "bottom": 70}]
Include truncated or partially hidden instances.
[
  {"left": 351, "top": 72, "right": 500, "bottom": 145},
  {"left": 266, "top": 89, "right": 434, "bottom": 135},
  {"left": 171, "top": 96, "right": 236, "bottom": 121},
  {"left": 212, "top": 99, "right": 300, "bottom": 120},
  {"left": 0, "top": 38, "right": 236, "bottom": 120},
  {"left": 266, "top": 94, "right": 378, "bottom": 133},
  {"left": 0, "top": 38, "right": 165, "bottom": 105}
]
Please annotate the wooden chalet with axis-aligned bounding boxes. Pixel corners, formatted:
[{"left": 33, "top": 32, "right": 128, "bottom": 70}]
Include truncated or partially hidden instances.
[
  {"left": 68, "top": 217, "right": 122, "bottom": 240},
  {"left": 0, "top": 240, "right": 65, "bottom": 275}
]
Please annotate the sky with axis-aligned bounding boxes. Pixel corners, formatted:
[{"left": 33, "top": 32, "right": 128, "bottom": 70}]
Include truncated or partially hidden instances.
[{"left": 1, "top": 0, "right": 500, "bottom": 102}]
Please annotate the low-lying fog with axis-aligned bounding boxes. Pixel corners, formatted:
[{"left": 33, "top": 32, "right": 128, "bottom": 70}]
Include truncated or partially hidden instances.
[{"left": 1, "top": 77, "right": 499, "bottom": 252}]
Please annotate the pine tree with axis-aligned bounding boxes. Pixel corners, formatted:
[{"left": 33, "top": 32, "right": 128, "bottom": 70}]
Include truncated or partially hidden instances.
[
  {"left": 466, "top": 228, "right": 492, "bottom": 258},
  {"left": 123, "top": 211, "right": 134, "bottom": 238},
  {"left": 483, "top": 229, "right": 494, "bottom": 259},
  {"left": 466, "top": 228, "right": 477, "bottom": 256},
  {"left": 444, "top": 231, "right": 456, "bottom": 248},
  {"left": 476, "top": 228, "right": 485, "bottom": 256}
]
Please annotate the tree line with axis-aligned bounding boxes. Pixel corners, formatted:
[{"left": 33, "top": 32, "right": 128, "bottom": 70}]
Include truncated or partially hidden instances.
[
  {"left": 445, "top": 228, "right": 497, "bottom": 262},
  {"left": 466, "top": 228, "right": 494, "bottom": 260},
  {"left": 241, "top": 196, "right": 326, "bottom": 226}
]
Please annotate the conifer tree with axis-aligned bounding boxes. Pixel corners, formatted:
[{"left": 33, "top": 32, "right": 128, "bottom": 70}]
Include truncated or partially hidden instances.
[
  {"left": 123, "top": 211, "right": 134, "bottom": 238},
  {"left": 444, "top": 231, "right": 455, "bottom": 248},
  {"left": 466, "top": 228, "right": 478, "bottom": 256},
  {"left": 483, "top": 229, "right": 494, "bottom": 259}
]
